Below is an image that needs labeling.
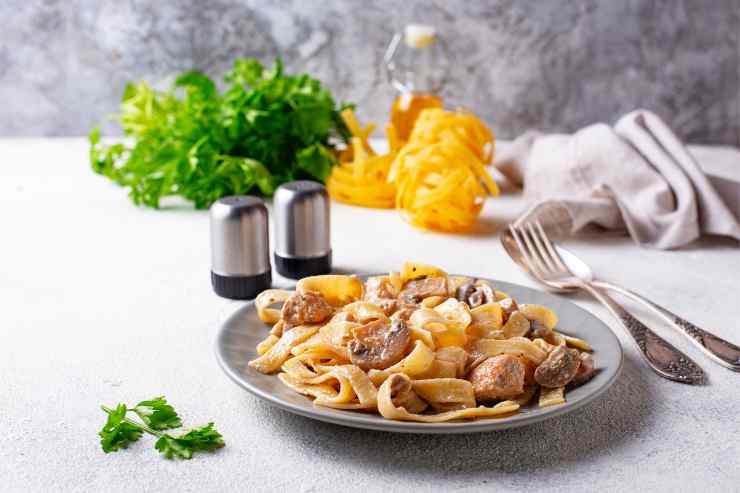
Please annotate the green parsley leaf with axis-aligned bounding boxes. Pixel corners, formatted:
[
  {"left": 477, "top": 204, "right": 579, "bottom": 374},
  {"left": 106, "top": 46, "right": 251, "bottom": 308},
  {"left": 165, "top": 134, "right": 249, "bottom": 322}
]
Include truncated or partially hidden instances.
[
  {"left": 295, "top": 143, "right": 337, "bottom": 182},
  {"left": 99, "top": 404, "right": 144, "bottom": 453},
  {"left": 132, "top": 396, "right": 182, "bottom": 430},
  {"left": 155, "top": 423, "right": 225, "bottom": 460},
  {"left": 90, "top": 58, "right": 350, "bottom": 209}
]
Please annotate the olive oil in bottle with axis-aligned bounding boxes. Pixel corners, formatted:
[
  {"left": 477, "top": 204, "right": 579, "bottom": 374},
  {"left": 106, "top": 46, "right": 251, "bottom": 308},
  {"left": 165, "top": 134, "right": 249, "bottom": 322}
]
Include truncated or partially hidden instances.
[{"left": 385, "top": 24, "right": 449, "bottom": 140}]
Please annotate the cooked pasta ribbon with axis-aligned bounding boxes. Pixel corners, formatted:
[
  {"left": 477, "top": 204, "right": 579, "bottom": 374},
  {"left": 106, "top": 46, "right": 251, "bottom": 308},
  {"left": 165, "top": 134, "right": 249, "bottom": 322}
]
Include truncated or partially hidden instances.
[
  {"left": 412, "top": 378, "right": 476, "bottom": 411},
  {"left": 434, "top": 298, "right": 472, "bottom": 330},
  {"left": 558, "top": 332, "right": 593, "bottom": 352},
  {"left": 518, "top": 304, "right": 559, "bottom": 330},
  {"left": 296, "top": 275, "right": 363, "bottom": 305},
  {"left": 469, "top": 337, "right": 548, "bottom": 365},
  {"left": 249, "top": 262, "right": 597, "bottom": 424},
  {"left": 400, "top": 261, "right": 448, "bottom": 282},
  {"left": 410, "top": 307, "right": 468, "bottom": 348},
  {"left": 539, "top": 386, "right": 566, "bottom": 407},
  {"left": 255, "top": 289, "right": 292, "bottom": 324},
  {"left": 248, "top": 325, "right": 320, "bottom": 374},
  {"left": 291, "top": 341, "right": 351, "bottom": 364},
  {"left": 434, "top": 347, "right": 468, "bottom": 378},
  {"left": 342, "top": 301, "right": 389, "bottom": 323},
  {"left": 409, "top": 308, "right": 458, "bottom": 333},
  {"left": 256, "top": 334, "right": 280, "bottom": 355},
  {"left": 319, "top": 320, "right": 360, "bottom": 347},
  {"left": 378, "top": 374, "right": 519, "bottom": 423},
  {"left": 469, "top": 303, "right": 504, "bottom": 337},
  {"left": 408, "top": 325, "right": 436, "bottom": 351},
  {"left": 280, "top": 364, "right": 378, "bottom": 410},
  {"left": 386, "top": 340, "right": 435, "bottom": 376}
]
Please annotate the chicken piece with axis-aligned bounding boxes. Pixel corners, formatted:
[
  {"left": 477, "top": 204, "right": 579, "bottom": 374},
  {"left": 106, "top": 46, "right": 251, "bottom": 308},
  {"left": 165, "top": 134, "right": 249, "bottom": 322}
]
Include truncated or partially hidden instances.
[
  {"left": 468, "top": 354, "right": 526, "bottom": 401},
  {"left": 365, "top": 277, "right": 396, "bottom": 300},
  {"left": 364, "top": 277, "right": 399, "bottom": 316},
  {"left": 348, "top": 319, "right": 411, "bottom": 371},
  {"left": 516, "top": 355, "right": 537, "bottom": 386},
  {"left": 534, "top": 346, "right": 581, "bottom": 388},
  {"left": 399, "top": 276, "right": 448, "bottom": 304},
  {"left": 281, "top": 291, "right": 333, "bottom": 328}
]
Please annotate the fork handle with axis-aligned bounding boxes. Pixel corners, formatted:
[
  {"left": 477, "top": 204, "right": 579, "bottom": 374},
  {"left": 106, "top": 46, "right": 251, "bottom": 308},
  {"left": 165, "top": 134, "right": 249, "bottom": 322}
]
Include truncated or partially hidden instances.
[
  {"left": 592, "top": 280, "right": 740, "bottom": 372},
  {"left": 579, "top": 282, "right": 705, "bottom": 384}
]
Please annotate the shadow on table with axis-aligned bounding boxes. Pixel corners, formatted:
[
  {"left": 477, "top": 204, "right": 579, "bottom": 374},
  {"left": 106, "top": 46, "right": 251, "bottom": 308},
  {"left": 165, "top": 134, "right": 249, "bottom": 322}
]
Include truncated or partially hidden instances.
[{"left": 259, "top": 352, "right": 655, "bottom": 477}]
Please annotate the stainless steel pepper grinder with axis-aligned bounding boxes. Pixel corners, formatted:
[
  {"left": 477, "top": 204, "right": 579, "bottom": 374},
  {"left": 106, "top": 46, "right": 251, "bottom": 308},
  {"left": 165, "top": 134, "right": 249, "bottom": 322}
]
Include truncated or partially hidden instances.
[
  {"left": 273, "top": 181, "right": 332, "bottom": 279},
  {"left": 209, "top": 196, "right": 272, "bottom": 299}
]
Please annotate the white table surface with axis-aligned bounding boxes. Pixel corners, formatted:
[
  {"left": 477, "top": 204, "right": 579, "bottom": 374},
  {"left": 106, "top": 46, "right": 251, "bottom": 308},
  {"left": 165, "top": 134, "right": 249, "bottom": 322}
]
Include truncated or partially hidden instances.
[{"left": 1, "top": 138, "right": 739, "bottom": 493}]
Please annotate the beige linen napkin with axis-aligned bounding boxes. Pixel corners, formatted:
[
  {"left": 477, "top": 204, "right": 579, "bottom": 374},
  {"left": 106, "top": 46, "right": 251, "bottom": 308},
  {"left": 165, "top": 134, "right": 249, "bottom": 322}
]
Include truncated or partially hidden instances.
[{"left": 494, "top": 109, "right": 740, "bottom": 249}]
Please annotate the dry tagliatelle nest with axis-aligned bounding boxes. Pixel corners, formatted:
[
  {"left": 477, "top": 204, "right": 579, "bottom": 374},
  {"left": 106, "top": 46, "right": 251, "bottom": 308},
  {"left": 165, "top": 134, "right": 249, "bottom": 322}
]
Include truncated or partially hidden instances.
[{"left": 326, "top": 108, "right": 498, "bottom": 232}]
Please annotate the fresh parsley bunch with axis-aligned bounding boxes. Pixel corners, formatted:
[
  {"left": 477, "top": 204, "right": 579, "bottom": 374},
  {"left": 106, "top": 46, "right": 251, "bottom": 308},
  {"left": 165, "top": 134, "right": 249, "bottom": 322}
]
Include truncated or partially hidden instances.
[
  {"left": 90, "top": 59, "right": 351, "bottom": 208},
  {"left": 99, "top": 396, "right": 224, "bottom": 460}
]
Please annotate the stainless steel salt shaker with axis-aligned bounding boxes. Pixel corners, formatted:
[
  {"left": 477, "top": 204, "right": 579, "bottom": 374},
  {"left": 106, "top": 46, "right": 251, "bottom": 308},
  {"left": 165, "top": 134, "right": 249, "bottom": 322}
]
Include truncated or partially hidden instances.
[
  {"left": 209, "top": 196, "right": 272, "bottom": 299},
  {"left": 273, "top": 181, "right": 332, "bottom": 279}
]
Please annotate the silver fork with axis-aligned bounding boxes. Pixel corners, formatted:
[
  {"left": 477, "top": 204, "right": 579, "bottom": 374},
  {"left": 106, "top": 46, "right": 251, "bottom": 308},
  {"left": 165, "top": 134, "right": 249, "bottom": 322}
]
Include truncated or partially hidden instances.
[{"left": 507, "top": 221, "right": 706, "bottom": 385}]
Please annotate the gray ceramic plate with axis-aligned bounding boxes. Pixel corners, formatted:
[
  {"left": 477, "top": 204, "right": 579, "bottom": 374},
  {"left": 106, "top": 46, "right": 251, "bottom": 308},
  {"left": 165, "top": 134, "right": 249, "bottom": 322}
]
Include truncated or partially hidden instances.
[{"left": 215, "top": 278, "right": 623, "bottom": 434}]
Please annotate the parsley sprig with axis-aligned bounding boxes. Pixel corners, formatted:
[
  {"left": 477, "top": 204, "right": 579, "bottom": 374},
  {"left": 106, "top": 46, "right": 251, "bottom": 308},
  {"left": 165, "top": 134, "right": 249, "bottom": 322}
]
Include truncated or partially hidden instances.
[
  {"left": 90, "top": 58, "right": 352, "bottom": 209},
  {"left": 99, "top": 397, "right": 224, "bottom": 460}
]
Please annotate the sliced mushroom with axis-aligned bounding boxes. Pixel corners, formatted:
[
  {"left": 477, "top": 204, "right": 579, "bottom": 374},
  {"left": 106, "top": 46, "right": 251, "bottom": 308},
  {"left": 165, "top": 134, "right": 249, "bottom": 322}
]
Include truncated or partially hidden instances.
[
  {"left": 570, "top": 352, "right": 595, "bottom": 386},
  {"left": 456, "top": 282, "right": 495, "bottom": 308},
  {"left": 348, "top": 318, "right": 411, "bottom": 371},
  {"left": 399, "top": 276, "right": 448, "bottom": 304},
  {"left": 534, "top": 346, "right": 581, "bottom": 388},
  {"left": 281, "top": 291, "right": 333, "bottom": 328},
  {"left": 468, "top": 354, "right": 526, "bottom": 401},
  {"left": 456, "top": 282, "right": 476, "bottom": 304},
  {"left": 387, "top": 372, "right": 428, "bottom": 413}
]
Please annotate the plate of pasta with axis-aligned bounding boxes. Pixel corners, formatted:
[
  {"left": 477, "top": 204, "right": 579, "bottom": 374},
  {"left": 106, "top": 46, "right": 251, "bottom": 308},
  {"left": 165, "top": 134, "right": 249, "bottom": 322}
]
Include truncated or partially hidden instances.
[{"left": 216, "top": 262, "right": 622, "bottom": 433}]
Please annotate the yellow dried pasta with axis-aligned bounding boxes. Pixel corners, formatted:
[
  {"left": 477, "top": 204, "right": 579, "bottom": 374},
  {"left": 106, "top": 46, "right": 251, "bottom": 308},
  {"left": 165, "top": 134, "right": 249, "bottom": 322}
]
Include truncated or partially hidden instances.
[{"left": 328, "top": 107, "right": 498, "bottom": 233}]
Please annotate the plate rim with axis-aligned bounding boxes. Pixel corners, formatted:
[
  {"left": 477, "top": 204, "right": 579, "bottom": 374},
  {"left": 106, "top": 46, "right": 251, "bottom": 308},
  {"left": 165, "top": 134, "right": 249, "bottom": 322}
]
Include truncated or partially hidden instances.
[{"left": 215, "top": 277, "right": 624, "bottom": 434}]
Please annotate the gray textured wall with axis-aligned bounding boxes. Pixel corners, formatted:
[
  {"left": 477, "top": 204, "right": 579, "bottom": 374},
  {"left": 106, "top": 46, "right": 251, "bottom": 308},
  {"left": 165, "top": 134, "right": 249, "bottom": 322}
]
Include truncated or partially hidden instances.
[{"left": 1, "top": 0, "right": 739, "bottom": 144}]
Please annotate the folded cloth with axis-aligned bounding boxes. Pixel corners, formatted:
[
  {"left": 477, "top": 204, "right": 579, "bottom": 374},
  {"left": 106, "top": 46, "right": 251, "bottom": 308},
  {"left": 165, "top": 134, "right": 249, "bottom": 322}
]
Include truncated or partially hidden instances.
[{"left": 494, "top": 109, "right": 740, "bottom": 249}]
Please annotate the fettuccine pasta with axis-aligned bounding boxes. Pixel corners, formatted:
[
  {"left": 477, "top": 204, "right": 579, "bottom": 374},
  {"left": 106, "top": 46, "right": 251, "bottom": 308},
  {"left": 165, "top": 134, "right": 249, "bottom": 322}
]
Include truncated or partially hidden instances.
[
  {"left": 326, "top": 107, "right": 499, "bottom": 232},
  {"left": 248, "top": 262, "right": 597, "bottom": 423}
]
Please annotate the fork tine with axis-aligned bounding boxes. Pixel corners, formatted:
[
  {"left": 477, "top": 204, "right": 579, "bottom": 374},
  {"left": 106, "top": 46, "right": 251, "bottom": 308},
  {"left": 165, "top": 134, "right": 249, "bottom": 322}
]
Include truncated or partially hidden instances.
[
  {"left": 508, "top": 224, "right": 548, "bottom": 279},
  {"left": 534, "top": 220, "right": 570, "bottom": 273},
  {"left": 512, "top": 223, "right": 550, "bottom": 278},
  {"left": 525, "top": 222, "right": 559, "bottom": 274}
]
